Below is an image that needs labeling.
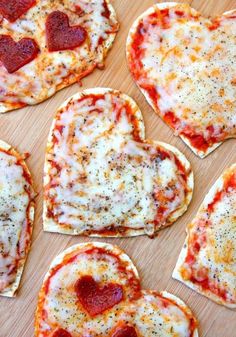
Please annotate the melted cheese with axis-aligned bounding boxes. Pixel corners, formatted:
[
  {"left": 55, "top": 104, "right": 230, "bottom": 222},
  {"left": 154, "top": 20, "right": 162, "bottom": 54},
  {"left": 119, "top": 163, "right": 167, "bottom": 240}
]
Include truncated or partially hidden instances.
[
  {"left": 0, "top": 0, "right": 118, "bottom": 112},
  {"left": 120, "top": 291, "right": 195, "bottom": 337},
  {"left": 173, "top": 164, "right": 236, "bottom": 308},
  {"left": 35, "top": 243, "right": 198, "bottom": 337},
  {"left": 127, "top": 3, "right": 236, "bottom": 156},
  {"left": 0, "top": 143, "right": 34, "bottom": 296},
  {"left": 44, "top": 89, "right": 192, "bottom": 237}
]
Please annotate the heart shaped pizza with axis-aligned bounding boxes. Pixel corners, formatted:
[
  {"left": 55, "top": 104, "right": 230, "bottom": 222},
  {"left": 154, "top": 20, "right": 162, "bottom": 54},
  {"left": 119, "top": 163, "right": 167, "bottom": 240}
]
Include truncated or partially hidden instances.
[
  {"left": 127, "top": 3, "right": 236, "bottom": 158},
  {"left": 35, "top": 242, "right": 198, "bottom": 337},
  {"left": 0, "top": 140, "right": 35, "bottom": 297},
  {"left": 0, "top": 0, "right": 118, "bottom": 113},
  {"left": 43, "top": 88, "right": 193, "bottom": 237},
  {"left": 173, "top": 164, "right": 236, "bottom": 309}
]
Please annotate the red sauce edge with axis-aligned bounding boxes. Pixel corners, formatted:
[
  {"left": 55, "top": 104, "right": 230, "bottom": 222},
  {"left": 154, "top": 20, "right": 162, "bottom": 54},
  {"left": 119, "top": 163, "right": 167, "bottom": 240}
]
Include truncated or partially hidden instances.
[
  {"left": 164, "top": 111, "right": 222, "bottom": 153},
  {"left": 102, "top": 0, "right": 110, "bottom": 19}
]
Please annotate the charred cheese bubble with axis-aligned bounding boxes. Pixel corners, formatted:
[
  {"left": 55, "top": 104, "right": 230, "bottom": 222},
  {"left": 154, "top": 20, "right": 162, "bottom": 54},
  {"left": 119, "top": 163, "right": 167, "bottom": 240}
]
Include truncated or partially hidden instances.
[
  {"left": 43, "top": 88, "right": 193, "bottom": 237},
  {"left": 173, "top": 164, "right": 236, "bottom": 309},
  {"left": 35, "top": 242, "right": 198, "bottom": 337},
  {"left": 127, "top": 3, "right": 236, "bottom": 157},
  {"left": 0, "top": 140, "right": 35, "bottom": 297}
]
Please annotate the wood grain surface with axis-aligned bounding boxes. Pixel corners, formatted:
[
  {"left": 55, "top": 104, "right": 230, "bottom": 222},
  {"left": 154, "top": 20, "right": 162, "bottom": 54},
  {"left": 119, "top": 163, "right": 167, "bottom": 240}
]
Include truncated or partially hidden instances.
[{"left": 0, "top": 1, "right": 236, "bottom": 336}]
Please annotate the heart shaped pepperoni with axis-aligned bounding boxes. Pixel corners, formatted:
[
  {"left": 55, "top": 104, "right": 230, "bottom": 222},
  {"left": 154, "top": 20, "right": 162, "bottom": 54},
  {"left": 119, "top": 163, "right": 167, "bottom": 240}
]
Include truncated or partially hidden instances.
[
  {"left": 0, "top": 35, "right": 39, "bottom": 73},
  {"left": 0, "top": 0, "right": 35, "bottom": 22},
  {"left": 127, "top": 3, "right": 236, "bottom": 157},
  {"left": 112, "top": 325, "right": 138, "bottom": 337},
  {"left": 46, "top": 11, "right": 87, "bottom": 52},
  {"left": 75, "top": 275, "right": 123, "bottom": 316}
]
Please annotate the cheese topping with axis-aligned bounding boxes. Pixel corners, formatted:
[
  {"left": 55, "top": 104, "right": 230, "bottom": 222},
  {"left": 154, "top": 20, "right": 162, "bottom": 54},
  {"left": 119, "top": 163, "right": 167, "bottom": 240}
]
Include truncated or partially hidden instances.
[
  {"left": 127, "top": 3, "right": 236, "bottom": 156},
  {"left": 44, "top": 89, "right": 193, "bottom": 237},
  {"left": 0, "top": 0, "right": 118, "bottom": 112},
  {"left": 119, "top": 291, "right": 195, "bottom": 337},
  {"left": 0, "top": 143, "right": 34, "bottom": 296},
  {"left": 173, "top": 164, "right": 236, "bottom": 308}
]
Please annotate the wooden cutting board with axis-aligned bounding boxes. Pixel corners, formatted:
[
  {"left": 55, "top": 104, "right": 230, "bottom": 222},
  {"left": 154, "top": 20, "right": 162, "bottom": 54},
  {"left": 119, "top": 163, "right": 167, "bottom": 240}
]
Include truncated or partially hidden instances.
[{"left": 0, "top": 1, "right": 235, "bottom": 336}]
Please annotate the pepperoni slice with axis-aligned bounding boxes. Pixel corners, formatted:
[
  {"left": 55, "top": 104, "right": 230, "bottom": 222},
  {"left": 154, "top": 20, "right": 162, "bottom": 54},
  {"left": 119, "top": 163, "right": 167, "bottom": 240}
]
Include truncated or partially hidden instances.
[
  {"left": 111, "top": 325, "right": 138, "bottom": 337},
  {"left": 0, "top": 35, "right": 39, "bottom": 73},
  {"left": 46, "top": 11, "right": 87, "bottom": 52},
  {"left": 52, "top": 329, "right": 72, "bottom": 337},
  {"left": 75, "top": 275, "right": 123, "bottom": 316},
  {"left": 0, "top": 0, "right": 36, "bottom": 22}
]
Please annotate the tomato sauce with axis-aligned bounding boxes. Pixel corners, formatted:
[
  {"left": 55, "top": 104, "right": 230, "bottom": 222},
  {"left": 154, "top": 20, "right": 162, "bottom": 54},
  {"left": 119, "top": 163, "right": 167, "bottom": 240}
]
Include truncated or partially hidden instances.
[
  {"left": 52, "top": 125, "right": 64, "bottom": 144},
  {"left": 75, "top": 5, "right": 84, "bottom": 16},
  {"left": 44, "top": 254, "right": 78, "bottom": 296},
  {"left": 208, "top": 171, "right": 236, "bottom": 212},
  {"left": 189, "top": 274, "right": 228, "bottom": 301},
  {"left": 102, "top": 0, "right": 111, "bottom": 19},
  {"left": 164, "top": 111, "right": 224, "bottom": 153},
  {"left": 129, "top": 22, "right": 145, "bottom": 81},
  {"left": 126, "top": 103, "right": 143, "bottom": 142},
  {"left": 175, "top": 10, "right": 185, "bottom": 17},
  {"left": 142, "top": 84, "right": 160, "bottom": 104},
  {"left": 208, "top": 190, "right": 223, "bottom": 212},
  {"left": 174, "top": 155, "right": 189, "bottom": 183},
  {"left": 208, "top": 20, "right": 220, "bottom": 31}
]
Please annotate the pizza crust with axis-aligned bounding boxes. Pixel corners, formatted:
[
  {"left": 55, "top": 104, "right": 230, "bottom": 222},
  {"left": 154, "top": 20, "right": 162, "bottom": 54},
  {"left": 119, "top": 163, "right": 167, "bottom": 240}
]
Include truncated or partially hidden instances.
[
  {"left": 0, "top": 0, "right": 119, "bottom": 113},
  {"left": 35, "top": 242, "right": 198, "bottom": 337},
  {"left": 126, "top": 3, "right": 236, "bottom": 158},
  {"left": 0, "top": 140, "right": 35, "bottom": 297},
  {"left": 43, "top": 88, "right": 193, "bottom": 237},
  {"left": 173, "top": 164, "right": 236, "bottom": 309}
]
